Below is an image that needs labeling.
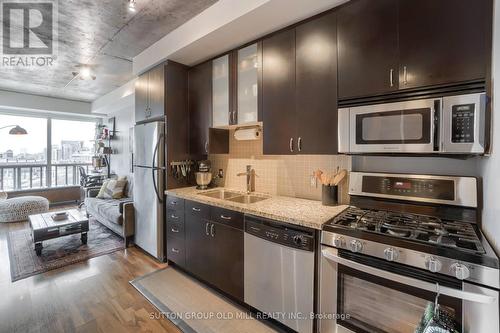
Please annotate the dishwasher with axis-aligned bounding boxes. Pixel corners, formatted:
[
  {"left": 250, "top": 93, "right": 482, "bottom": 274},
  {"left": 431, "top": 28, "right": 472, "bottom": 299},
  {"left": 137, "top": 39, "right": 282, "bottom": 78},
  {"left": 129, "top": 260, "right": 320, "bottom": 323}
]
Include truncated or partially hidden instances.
[{"left": 244, "top": 215, "right": 315, "bottom": 333}]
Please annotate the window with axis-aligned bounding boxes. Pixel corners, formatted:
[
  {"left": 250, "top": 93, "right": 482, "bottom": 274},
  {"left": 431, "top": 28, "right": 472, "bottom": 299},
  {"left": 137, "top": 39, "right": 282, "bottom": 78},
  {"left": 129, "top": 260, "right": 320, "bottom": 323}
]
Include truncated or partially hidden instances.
[
  {"left": 0, "top": 113, "right": 98, "bottom": 191},
  {"left": 51, "top": 120, "right": 96, "bottom": 187}
]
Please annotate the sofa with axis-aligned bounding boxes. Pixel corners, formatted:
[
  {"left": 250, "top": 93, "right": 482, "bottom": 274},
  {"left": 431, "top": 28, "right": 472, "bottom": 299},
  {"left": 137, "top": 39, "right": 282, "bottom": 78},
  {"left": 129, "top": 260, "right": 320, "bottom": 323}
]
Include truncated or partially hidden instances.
[{"left": 84, "top": 182, "right": 134, "bottom": 247}]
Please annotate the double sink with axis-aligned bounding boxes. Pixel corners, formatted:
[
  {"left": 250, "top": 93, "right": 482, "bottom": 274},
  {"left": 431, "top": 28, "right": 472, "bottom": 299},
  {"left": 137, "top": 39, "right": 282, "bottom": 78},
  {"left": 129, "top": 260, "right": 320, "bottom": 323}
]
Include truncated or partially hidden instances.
[{"left": 200, "top": 189, "right": 270, "bottom": 204}]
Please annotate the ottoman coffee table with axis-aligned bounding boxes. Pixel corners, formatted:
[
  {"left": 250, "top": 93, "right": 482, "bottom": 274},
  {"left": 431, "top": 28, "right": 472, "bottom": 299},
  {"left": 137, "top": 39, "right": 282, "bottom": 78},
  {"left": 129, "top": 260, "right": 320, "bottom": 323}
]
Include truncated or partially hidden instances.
[{"left": 29, "top": 209, "right": 89, "bottom": 256}]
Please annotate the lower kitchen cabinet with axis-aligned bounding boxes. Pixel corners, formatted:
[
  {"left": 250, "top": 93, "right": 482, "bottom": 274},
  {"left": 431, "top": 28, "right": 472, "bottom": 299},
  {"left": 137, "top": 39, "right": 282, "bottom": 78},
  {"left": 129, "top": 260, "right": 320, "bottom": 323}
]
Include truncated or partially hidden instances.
[
  {"left": 166, "top": 196, "right": 187, "bottom": 268},
  {"left": 184, "top": 200, "right": 244, "bottom": 301},
  {"left": 210, "top": 221, "right": 244, "bottom": 301}
]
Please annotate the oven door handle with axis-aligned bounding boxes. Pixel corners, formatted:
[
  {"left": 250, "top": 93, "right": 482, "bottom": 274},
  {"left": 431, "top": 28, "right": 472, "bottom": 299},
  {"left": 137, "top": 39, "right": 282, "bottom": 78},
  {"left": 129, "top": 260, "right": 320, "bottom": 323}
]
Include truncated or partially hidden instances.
[{"left": 322, "top": 248, "right": 496, "bottom": 304}]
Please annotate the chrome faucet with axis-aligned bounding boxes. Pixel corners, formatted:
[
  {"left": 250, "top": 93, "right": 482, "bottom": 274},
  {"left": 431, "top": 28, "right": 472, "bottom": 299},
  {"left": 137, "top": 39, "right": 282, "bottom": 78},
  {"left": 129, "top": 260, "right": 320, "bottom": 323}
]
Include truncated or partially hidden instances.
[{"left": 237, "top": 165, "right": 256, "bottom": 194}]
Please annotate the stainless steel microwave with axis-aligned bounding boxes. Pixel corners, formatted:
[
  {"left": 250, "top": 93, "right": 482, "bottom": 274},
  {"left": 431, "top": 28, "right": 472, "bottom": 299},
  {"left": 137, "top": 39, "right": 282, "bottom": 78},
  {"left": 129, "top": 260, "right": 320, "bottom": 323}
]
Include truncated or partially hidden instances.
[{"left": 338, "top": 93, "right": 486, "bottom": 154}]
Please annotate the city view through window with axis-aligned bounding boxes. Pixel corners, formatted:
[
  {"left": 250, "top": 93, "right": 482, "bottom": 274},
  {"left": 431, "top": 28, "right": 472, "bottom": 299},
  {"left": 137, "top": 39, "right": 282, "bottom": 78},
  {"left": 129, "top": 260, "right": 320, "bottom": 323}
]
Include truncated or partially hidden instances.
[{"left": 0, "top": 114, "right": 98, "bottom": 191}]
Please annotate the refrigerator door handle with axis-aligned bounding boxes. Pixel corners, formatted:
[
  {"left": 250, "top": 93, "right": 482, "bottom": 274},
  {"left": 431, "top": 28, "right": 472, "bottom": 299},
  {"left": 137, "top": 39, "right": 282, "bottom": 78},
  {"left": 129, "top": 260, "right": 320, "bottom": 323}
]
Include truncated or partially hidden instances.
[{"left": 152, "top": 133, "right": 164, "bottom": 203}]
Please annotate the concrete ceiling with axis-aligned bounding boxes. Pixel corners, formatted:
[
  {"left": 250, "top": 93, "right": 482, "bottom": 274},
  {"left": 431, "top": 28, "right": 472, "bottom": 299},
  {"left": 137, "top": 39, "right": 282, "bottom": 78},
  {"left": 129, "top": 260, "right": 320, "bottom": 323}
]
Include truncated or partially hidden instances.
[{"left": 0, "top": 0, "right": 217, "bottom": 102}]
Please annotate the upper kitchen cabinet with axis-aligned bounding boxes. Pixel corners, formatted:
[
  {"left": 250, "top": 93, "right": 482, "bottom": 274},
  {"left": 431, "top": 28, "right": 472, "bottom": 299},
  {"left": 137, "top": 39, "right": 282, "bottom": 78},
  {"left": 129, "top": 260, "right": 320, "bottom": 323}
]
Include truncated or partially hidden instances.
[
  {"left": 337, "top": 0, "right": 399, "bottom": 99},
  {"left": 188, "top": 61, "right": 229, "bottom": 156},
  {"left": 211, "top": 44, "right": 262, "bottom": 128},
  {"left": 135, "top": 71, "right": 149, "bottom": 122},
  {"left": 212, "top": 54, "right": 231, "bottom": 127},
  {"left": 398, "top": 0, "right": 490, "bottom": 89},
  {"left": 236, "top": 43, "right": 262, "bottom": 125},
  {"left": 189, "top": 61, "right": 212, "bottom": 156},
  {"left": 296, "top": 11, "right": 338, "bottom": 154},
  {"left": 262, "top": 29, "right": 297, "bottom": 155},
  {"left": 338, "top": 0, "right": 492, "bottom": 100},
  {"left": 263, "top": 12, "right": 338, "bottom": 155},
  {"left": 135, "top": 63, "right": 166, "bottom": 122}
]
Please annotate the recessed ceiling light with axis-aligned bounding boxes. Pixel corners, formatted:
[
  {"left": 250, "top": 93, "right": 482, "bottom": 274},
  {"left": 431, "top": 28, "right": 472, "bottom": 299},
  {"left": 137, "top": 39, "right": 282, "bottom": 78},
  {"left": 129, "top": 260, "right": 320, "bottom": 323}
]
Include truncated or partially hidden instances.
[
  {"left": 80, "top": 67, "right": 91, "bottom": 79},
  {"left": 72, "top": 65, "right": 96, "bottom": 81},
  {"left": 128, "top": 0, "right": 136, "bottom": 12}
]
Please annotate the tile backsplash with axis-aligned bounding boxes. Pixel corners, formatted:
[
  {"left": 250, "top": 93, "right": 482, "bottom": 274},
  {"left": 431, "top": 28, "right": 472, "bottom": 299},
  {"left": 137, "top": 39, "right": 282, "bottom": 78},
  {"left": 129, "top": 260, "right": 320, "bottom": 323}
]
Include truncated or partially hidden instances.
[{"left": 209, "top": 129, "right": 352, "bottom": 202}]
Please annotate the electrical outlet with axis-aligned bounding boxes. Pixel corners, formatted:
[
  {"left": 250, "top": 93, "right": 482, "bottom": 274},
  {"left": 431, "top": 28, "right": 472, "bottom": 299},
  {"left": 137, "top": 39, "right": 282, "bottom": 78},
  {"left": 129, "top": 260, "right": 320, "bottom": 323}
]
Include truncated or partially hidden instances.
[{"left": 310, "top": 174, "right": 317, "bottom": 187}]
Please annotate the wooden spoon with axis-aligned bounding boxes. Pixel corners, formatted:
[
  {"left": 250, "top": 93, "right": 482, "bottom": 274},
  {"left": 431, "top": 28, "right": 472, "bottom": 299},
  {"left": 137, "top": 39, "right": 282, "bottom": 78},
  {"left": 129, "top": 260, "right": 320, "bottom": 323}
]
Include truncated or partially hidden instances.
[{"left": 333, "top": 169, "right": 347, "bottom": 186}]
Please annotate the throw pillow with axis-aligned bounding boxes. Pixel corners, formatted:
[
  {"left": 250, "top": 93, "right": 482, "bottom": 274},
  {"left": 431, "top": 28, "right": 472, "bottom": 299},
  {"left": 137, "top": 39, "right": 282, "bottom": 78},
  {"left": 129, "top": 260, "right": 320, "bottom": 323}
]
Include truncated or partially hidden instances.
[
  {"left": 97, "top": 177, "right": 128, "bottom": 199},
  {"left": 0, "top": 191, "right": 7, "bottom": 200}
]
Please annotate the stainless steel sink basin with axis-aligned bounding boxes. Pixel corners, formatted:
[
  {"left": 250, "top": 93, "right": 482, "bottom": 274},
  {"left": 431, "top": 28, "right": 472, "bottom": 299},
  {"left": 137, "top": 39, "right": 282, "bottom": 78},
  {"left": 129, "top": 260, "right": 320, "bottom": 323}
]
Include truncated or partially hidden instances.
[
  {"left": 226, "top": 194, "right": 270, "bottom": 204},
  {"left": 199, "top": 189, "right": 242, "bottom": 200},
  {"left": 199, "top": 189, "right": 270, "bottom": 204}
]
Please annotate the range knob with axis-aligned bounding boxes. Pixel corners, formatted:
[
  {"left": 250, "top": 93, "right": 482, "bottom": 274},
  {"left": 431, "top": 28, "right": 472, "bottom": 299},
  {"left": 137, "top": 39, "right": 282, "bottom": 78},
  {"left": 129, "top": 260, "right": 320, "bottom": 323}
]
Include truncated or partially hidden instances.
[
  {"left": 333, "top": 236, "right": 345, "bottom": 248},
  {"left": 292, "top": 235, "right": 304, "bottom": 246},
  {"left": 450, "top": 263, "right": 470, "bottom": 280},
  {"left": 425, "top": 256, "right": 442, "bottom": 273},
  {"left": 383, "top": 247, "right": 398, "bottom": 262},
  {"left": 349, "top": 240, "right": 363, "bottom": 253}
]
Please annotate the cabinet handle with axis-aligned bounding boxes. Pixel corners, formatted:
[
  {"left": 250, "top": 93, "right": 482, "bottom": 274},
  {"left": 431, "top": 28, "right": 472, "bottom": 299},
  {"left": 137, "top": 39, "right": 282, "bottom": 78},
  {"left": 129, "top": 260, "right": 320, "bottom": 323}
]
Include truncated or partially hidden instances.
[
  {"left": 171, "top": 228, "right": 179, "bottom": 233},
  {"left": 220, "top": 215, "right": 232, "bottom": 220},
  {"left": 204, "top": 141, "right": 209, "bottom": 154},
  {"left": 390, "top": 69, "right": 394, "bottom": 87},
  {"left": 171, "top": 248, "right": 180, "bottom": 253},
  {"left": 171, "top": 201, "right": 177, "bottom": 205},
  {"left": 192, "top": 207, "right": 201, "bottom": 212},
  {"left": 205, "top": 222, "right": 210, "bottom": 236},
  {"left": 289, "top": 138, "right": 294, "bottom": 153},
  {"left": 403, "top": 66, "right": 408, "bottom": 85},
  {"left": 298, "top": 137, "right": 302, "bottom": 152},
  {"left": 170, "top": 214, "right": 179, "bottom": 219},
  {"left": 210, "top": 224, "right": 215, "bottom": 237}
]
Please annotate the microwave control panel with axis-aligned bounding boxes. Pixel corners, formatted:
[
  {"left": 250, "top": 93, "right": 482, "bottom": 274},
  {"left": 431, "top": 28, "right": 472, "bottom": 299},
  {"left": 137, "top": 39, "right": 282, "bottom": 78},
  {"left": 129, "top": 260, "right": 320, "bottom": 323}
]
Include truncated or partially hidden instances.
[{"left": 451, "top": 103, "right": 475, "bottom": 143}]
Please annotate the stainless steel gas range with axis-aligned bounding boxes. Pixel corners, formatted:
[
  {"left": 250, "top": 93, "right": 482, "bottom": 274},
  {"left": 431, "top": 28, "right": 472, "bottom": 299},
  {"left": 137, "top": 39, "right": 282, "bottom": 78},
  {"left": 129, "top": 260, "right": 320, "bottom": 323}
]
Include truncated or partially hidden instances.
[{"left": 319, "top": 172, "right": 499, "bottom": 333}]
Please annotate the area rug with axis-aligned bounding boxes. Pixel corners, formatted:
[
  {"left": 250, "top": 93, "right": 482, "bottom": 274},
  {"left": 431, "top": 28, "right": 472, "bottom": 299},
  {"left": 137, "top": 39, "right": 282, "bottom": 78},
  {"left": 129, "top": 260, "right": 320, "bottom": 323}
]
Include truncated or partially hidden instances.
[
  {"left": 7, "top": 219, "right": 124, "bottom": 282},
  {"left": 130, "top": 267, "right": 284, "bottom": 333}
]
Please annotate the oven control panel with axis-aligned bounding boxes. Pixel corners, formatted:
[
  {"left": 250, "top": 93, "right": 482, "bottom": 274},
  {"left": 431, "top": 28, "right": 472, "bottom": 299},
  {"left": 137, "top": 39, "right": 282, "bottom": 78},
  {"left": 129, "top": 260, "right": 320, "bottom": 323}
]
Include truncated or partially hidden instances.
[
  {"left": 362, "top": 175, "right": 455, "bottom": 201},
  {"left": 451, "top": 103, "right": 475, "bottom": 143}
]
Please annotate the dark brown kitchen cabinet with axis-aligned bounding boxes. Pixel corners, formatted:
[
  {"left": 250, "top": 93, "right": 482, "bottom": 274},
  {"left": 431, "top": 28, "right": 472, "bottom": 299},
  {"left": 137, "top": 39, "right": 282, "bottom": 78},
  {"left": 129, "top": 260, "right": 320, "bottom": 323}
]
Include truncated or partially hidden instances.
[
  {"left": 262, "top": 28, "right": 296, "bottom": 155},
  {"left": 188, "top": 61, "right": 212, "bottom": 156},
  {"left": 263, "top": 12, "right": 338, "bottom": 155},
  {"left": 295, "top": 11, "right": 338, "bottom": 154},
  {"left": 188, "top": 62, "right": 229, "bottom": 156},
  {"left": 185, "top": 205, "right": 214, "bottom": 283},
  {"left": 398, "top": 0, "right": 490, "bottom": 89},
  {"left": 166, "top": 196, "right": 186, "bottom": 268},
  {"left": 184, "top": 201, "right": 244, "bottom": 302},
  {"left": 337, "top": 0, "right": 399, "bottom": 99},
  {"left": 135, "top": 71, "right": 149, "bottom": 121},
  {"left": 337, "top": 0, "right": 491, "bottom": 100},
  {"left": 148, "top": 64, "right": 166, "bottom": 120},
  {"left": 135, "top": 63, "right": 166, "bottom": 122},
  {"left": 209, "top": 221, "right": 244, "bottom": 301}
]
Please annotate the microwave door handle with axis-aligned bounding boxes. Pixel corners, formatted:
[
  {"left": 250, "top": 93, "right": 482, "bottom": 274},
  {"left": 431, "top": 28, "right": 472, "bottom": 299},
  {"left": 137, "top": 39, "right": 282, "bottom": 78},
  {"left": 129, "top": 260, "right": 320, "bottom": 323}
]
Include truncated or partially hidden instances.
[
  {"left": 433, "top": 99, "right": 442, "bottom": 151},
  {"left": 321, "top": 248, "right": 496, "bottom": 304}
]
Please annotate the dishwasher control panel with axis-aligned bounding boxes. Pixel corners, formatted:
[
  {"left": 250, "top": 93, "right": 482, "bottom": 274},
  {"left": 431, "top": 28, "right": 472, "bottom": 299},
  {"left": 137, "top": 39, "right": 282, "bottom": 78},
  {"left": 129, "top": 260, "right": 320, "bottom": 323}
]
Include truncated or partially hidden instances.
[{"left": 245, "top": 216, "right": 315, "bottom": 251}]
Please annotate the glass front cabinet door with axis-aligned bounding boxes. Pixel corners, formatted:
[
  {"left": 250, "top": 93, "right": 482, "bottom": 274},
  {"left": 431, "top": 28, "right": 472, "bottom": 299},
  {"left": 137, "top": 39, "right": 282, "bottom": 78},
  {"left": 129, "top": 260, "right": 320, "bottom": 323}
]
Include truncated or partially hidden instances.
[
  {"left": 211, "top": 43, "right": 260, "bottom": 128},
  {"left": 212, "top": 54, "right": 230, "bottom": 127},
  {"left": 237, "top": 43, "right": 259, "bottom": 125}
]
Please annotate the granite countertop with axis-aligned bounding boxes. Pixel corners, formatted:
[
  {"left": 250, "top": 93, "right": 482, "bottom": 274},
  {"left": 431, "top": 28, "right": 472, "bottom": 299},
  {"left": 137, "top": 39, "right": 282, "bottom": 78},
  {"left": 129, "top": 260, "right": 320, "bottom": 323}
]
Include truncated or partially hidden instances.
[{"left": 165, "top": 187, "right": 348, "bottom": 230}]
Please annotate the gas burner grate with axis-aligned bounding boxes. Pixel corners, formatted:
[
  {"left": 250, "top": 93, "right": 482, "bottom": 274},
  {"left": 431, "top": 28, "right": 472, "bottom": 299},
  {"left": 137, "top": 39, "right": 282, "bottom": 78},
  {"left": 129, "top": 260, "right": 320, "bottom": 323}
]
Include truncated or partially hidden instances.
[{"left": 327, "top": 206, "right": 486, "bottom": 254}]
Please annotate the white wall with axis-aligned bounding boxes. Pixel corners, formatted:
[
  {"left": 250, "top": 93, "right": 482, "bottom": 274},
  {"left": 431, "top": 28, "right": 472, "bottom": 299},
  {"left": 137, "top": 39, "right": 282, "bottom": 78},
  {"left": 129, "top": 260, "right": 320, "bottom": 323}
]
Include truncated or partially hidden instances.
[
  {"left": 477, "top": 0, "right": 500, "bottom": 253},
  {"left": 108, "top": 105, "right": 135, "bottom": 178},
  {"left": 0, "top": 89, "right": 93, "bottom": 116}
]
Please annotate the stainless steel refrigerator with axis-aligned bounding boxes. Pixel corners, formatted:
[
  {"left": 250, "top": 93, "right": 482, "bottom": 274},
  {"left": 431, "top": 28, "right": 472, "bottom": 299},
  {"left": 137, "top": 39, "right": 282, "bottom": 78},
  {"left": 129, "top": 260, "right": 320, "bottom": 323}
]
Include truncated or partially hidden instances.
[{"left": 133, "top": 120, "right": 165, "bottom": 260}]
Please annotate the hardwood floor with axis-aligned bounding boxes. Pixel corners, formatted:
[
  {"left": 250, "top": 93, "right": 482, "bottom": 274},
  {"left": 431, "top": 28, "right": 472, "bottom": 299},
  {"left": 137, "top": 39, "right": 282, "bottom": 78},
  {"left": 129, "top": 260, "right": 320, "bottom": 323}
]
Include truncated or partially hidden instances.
[{"left": 0, "top": 206, "right": 181, "bottom": 333}]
